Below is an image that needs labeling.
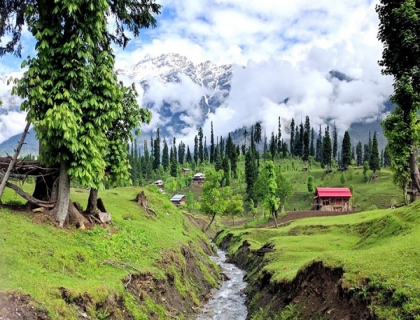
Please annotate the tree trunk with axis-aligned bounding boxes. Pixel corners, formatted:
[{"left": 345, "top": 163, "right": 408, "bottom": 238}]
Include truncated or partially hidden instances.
[
  {"left": 204, "top": 213, "right": 216, "bottom": 232},
  {"left": 85, "top": 188, "right": 98, "bottom": 214},
  {"left": 0, "top": 121, "right": 31, "bottom": 204},
  {"left": 410, "top": 143, "right": 420, "bottom": 194},
  {"left": 52, "top": 160, "right": 71, "bottom": 227},
  {"left": 27, "top": 174, "right": 58, "bottom": 210},
  {"left": 272, "top": 211, "right": 278, "bottom": 228}
]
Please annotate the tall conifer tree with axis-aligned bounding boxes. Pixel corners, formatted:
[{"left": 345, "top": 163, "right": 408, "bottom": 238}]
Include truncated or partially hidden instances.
[
  {"left": 369, "top": 132, "right": 380, "bottom": 172},
  {"left": 342, "top": 131, "right": 352, "bottom": 168}
]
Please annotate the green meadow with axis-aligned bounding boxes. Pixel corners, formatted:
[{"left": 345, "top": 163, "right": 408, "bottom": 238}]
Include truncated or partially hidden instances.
[
  {"left": 0, "top": 184, "right": 219, "bottom": 319},
  {"left": 216, "top": 202, "right": 420, "bottom": 319}
]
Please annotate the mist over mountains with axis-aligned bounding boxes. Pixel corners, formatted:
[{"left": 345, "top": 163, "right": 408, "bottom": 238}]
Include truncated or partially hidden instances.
[{"left": 0, "top": 53, "right": 392, "bottom": 156}]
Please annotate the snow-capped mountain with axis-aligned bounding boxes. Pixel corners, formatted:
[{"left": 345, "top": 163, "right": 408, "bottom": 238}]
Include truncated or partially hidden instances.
[{"left": 116, "top": 53, "right": 234, "bottom": 136}]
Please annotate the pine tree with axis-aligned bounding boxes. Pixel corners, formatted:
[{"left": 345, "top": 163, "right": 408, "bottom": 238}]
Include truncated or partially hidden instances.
[
  {"left": 310, "top": 127, "right": 315, "bottom": 157},
  {"left": 245, "top": 149, "right": 258, "bottom": 201},
  {"left": 172, "top": 137, "right": 177, "bottom": 164},
  {"left": 193, "top": 135, "right": 198, "bottom": 164},
  {"left": 204, "top": 137, "right": 209, "bottom": 161},
  {"left": 198, "top": 127, "right": 204, "bottom": 163},
  {"left": 282, "top": 140, "right": 288, "bottom": 158},
  {"left": 341, "top": 131, "right": 352, "bottom": 168},
  {"left": 178, "top": 141, "right": 185, "bottom": 164},
  {"left": 222, "top": 155, "right": 231, "bottom": 186},
  {"left": 269, "top": 131, "right": 276, "bottom": 160},
  {"left": 170, "top": 145, "right": 177, "bottom": 177},
  {"left": 332, "top": 123, "right": 338, "bottom": 162},
  {"left": 254, "top": 122, "right": 262, "bottom": 144},
  {"left": 356, "top": 141, "right": 363, "bottom": 166},
  {"left": 263, "top": 136, "right": 268, "bottom": 160},
  {"left": 369, "top": 132, "right": 380, "bottom": 172},
  {"left": 290, "top": 119, "right": 295, "bottom": 156},
  {"left": 162, "top": 139, "right": 169, "bottom": 171},
  {"left": 210, "top": 121, "right": 215, "bottom": 163},
  {"left": 363, "top": 144, "right": 370, "bottom": 163},
  {"left": 384, "top": 145, "right": 391, "bottom": 167},
  {"left": 322, "top": 126, "right": 332, "bottom": 168},
  {"left": 219, "top": 136, "right": 225, "bottom": 158},
  {"left": 316, "top": 125, "right": 323, "bottom": 162},
  {"left": 153, "top": 128, "right": 161, "bottom": 170},
  {"left": 303, "top": 116, "right": 310, "bottom": 162},
  {"left": 277, "top": 117, "right": 282, "bottom": 153},
  {"left": 186, "top": 146, "right": 192, "bottom": 163}
]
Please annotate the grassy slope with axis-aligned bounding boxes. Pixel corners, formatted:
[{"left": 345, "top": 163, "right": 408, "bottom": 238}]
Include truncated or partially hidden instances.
[
  {"left": 217, "top": 202, "right": 420, "bottom": 319},
  {"left": 280, "top": 160, "right": 401, "bottom": 211},
  {"left": 177, "top": 157, "right": 401, "bottom": 214},
  {"left": 0, "top": 184, "right": 218, "bottom": 319}
]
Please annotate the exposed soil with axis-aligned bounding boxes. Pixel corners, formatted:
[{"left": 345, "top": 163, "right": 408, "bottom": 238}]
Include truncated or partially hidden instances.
[
  {"left": 223, "top": 210, "right": 359, "bottom": 229},
  {"left": 217, "top": 235, "right": 376, "bottom": 320},
  {"left": 0, "top": 292, "right": 49, "bottom": 320}
]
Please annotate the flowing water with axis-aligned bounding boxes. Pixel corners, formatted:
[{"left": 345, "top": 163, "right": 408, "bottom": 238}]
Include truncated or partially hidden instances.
[{"left": 196, "top": 249, "right": 248, "bottom": 320}]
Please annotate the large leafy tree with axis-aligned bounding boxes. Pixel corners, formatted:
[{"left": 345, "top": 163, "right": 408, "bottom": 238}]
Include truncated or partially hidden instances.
[
  {"left": 377, "top": 0, "right": 420, "bottom": 192},
  {"left": 201, "top": 168, "right": 231, "bottom": 231},
  {"left": 1, "top": 0, "right": 161, "bottom": 226}
]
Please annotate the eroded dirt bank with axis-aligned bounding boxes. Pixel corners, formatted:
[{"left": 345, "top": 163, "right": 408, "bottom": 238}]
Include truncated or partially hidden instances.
[
  {"left": 216, "top": 232, "right": 375, "bottom": 320},
  {"left": 0, "top": 241, "right": 219, "bottom": 320}
]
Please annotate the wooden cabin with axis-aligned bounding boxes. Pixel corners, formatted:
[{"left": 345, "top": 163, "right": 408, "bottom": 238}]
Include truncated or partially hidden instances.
[
  {"left": 182, "top": 168, "right": 191, "bottom": 175},
  {"left": 154, "top": 180, "right": 164, "bottom": 190},
  {"left": 192, "top": 172, "right": 205, "bottom": 185},
  {"left": 313, "top": 187, "right": 352, "bottom": 212},
  {"left": 170, "top": 194, "right": 186, "bottom": 206}
]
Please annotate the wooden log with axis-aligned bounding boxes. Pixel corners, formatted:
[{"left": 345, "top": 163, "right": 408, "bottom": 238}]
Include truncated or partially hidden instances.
[
  {"left": 0, "top": 121, "right": 31, "bottom": 203},
  {"left": 5, "top": 181, "right": 56, "bottom": 208}
]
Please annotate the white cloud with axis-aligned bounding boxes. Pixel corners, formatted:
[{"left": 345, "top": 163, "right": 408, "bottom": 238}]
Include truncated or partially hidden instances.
[{"left": 0, "top": 0, "right": 395, "bottom": 146}]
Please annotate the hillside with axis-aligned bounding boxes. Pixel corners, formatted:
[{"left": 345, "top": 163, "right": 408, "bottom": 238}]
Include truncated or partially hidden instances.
[
  {"left": 215, "top": 202, "right": 420, "bottom": 319},
  {"left": 0, "top": 184, "right": 220, "bottom": 319}
]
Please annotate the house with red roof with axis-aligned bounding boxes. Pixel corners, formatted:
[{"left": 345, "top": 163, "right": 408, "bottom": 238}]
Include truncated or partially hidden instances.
[{"left": 313, "top": 187, "right": 352, "bottom": 212}]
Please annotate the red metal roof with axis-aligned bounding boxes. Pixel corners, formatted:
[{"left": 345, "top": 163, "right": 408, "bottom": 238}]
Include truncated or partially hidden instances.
[{"left": 315, "top": 187, "right": 352, "bottom": 198}]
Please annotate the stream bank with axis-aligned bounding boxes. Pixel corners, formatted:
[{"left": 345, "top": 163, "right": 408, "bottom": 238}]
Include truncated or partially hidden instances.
[
  {"left": 215, "top": 231, "right": 375, "bottom": 320},
  {"left": 196, "top": 249, "right": 247, "bottom": 320}
]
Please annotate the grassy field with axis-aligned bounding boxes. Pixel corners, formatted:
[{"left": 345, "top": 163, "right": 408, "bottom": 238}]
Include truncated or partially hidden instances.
[
  {"left": 216, "top": 202, "right": 420, "bottom": 319},
  {"left": 0, "top": 183, "right": 219, "bottom": 319},
  {"left": 173, "top": 157, "right": 401, "bottom": 215}
]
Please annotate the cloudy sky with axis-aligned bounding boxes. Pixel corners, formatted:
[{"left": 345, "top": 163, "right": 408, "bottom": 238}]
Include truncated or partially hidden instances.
[{"left": 0, "top": 0, "right": 393, "bottom": 144}]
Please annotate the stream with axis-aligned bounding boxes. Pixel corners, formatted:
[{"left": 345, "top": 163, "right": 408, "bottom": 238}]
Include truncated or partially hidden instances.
[{"left": 196, "top": 249, "right": 248, "bottom": 320}]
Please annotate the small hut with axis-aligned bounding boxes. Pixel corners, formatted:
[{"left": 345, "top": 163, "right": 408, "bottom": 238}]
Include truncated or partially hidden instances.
[
  {"left": 182, "top": 168, "right": 191, "bottom": 175},
  {"left": 313, "top": 187, "right": 352, "bottom": 212},
  {"left": 192, "top": 172, "right": 205, "bottom": 185},
  {"left": 170, "top": 194, "right": 186, "bottom": 206},
  {"left": 154, "top": 180, "right": 164, "bottom": 190}
]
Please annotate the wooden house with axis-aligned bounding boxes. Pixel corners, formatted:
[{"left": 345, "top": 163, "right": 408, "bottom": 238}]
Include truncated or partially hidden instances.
[
  {"left": 170, "top": 194, "right": 186, "bottom": 206},
  {"left": 154, "top": 180, "right": 164, "bottom": 190},
  {"left": 182, "top": 168, "right": 191, "bottom": 175},
  {"left": 313, "top": 187, "right": 352, "bottom": 212},
  {"left": 192, "top": 172, "right": 205, "bottom": 185}
]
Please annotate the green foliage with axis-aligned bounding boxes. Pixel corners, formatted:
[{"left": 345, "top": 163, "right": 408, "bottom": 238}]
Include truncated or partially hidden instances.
[
  {"left": 340, "top": 173, "right": 346, "bottom": 185},
  {"left": 377, "top": 0, "right": 420, "bottom": 191},
  {"left": 225, "top": 194, "right": 244, "bottom": 224},
  {"left": 342, "top": 131, "right": 352, "bottom": 168},
  {"left": 307, "top": 176, "right": 314, "bottom": 193},
  {"left": 200, "top": 168, "right": 231, "bottom": 220},
  {"left": 363, "top": 161, "right": 370, "bottom": 182}
]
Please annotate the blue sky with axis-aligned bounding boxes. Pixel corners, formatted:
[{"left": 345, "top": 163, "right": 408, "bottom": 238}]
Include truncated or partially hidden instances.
[{"left": 0, "top": 0, "right": 393, "bottom": 144}]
